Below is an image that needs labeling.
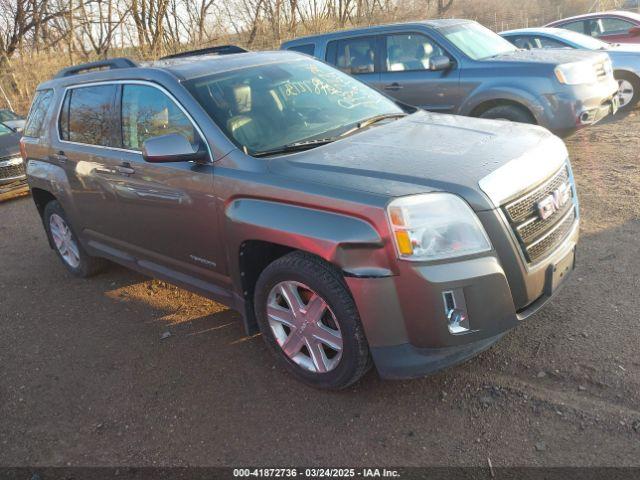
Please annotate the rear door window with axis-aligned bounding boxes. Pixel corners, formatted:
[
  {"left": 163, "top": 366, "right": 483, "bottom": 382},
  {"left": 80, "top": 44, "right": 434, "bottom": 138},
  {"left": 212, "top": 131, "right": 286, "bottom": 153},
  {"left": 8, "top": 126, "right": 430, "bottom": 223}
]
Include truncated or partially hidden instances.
[
  {"left": 24, "top": 89, "right": 54, "bottom": 138},
  {"left": 508, "top": 36, "right": 536, "bottom": 49},
  {"left": 287, "top": 44, "right": 315, "bottom": 56},
  {"left": 59, "top": 84, "right": 117, "bottom": 146},
  {"left": 562, "top": 20, "right": 587, "bottom": 34},
  {"left": 121, "top": 84, "right": 196, "bottom": 151},
  {"left": 330, "top": 36, "right": 378, "bottom": 74},
  {"left": 535, "top": 36, "right": 570, "bottom": 48}
]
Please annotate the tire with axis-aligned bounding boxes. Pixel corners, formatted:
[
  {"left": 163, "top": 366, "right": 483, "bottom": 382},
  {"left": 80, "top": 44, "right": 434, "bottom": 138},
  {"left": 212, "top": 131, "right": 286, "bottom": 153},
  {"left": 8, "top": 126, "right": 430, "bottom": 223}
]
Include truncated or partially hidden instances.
[
  {"left": 615, "top": 71, "right": 640, "bottom": 112},
  {"left": 254, "top": 251, "right": 372, "bottom": 389},
  {"left": 478, "top": 104, "right": 536, "bottom": 124},
  {"left": 43, "top": 200, "right": 107, "bottom": 278}
]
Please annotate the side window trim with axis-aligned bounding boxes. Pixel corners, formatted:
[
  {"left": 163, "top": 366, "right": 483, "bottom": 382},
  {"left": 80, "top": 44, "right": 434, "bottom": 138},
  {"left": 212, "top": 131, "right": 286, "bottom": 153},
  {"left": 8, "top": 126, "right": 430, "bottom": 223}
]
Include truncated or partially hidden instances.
[
  {"left": 381, "top": 31, "right": 455, "bottom": 73},
  {"left": 55, "top": 80, "right": 213, "bottom": 162}
]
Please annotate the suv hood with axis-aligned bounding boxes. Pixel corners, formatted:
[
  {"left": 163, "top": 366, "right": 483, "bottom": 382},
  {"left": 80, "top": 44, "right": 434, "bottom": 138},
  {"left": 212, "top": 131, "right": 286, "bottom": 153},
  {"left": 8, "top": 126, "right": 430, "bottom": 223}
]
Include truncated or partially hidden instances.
[
  {"left": 486, "top": 48, "right": 609, "bottom": 66},
  {"left": 268, "top": 111, "right": 568, "bottom": 211}
]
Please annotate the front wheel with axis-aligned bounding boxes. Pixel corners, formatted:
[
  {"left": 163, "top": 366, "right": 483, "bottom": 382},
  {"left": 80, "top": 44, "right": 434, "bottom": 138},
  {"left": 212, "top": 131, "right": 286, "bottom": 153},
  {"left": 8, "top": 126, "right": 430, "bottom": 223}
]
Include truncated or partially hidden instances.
[
  {"left": 478, "top": 104, "right": 536, "bottom": 124},
  {"left": 615, "top": 71, "right": 640, "bottom": 112},
  {"left": 254, "top": 252, "right": 372, "bottom": 389}
]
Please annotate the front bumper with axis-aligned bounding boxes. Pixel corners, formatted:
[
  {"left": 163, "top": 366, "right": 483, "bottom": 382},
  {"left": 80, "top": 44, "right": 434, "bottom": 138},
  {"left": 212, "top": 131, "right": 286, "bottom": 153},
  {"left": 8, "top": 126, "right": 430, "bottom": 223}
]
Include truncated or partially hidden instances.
[
  {"left": 371, "top": 333, "right": 506, "bottom": 380},
  {"left": 540, "top": 79, "right": 619, "bottom": 136},
  {"left": 346, "top": 214, "right": 579, "bottom": 380}
]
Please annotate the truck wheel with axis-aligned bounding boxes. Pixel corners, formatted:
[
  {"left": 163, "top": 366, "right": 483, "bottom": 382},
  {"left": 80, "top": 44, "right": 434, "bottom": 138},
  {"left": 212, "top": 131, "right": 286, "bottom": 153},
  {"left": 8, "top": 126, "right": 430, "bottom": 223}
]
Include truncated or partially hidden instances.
[
  {"left": 478, "top": 104, "right": 535, "bottom": 124},
  {"left": 43, "top": 200, "right": 107, "bottom": 278},
  {"left": 254, "top": 251, "right": 372, "bottom": 389},
  {"left": 615, "top": 71, "right": 640, "bottom": 111}
]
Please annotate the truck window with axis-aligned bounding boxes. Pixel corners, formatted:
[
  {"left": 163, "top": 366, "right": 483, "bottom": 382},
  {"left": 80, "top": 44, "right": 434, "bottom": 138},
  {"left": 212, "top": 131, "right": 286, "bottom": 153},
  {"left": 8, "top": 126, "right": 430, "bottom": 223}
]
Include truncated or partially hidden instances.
[
  {"left": 384, "top": 33, "right": 446, "bottom": 71},
  {"left": 288, "top": 44, "right": 315, "bottom": 56},
  {"left": 562, "top": 20, "right": 587, "bottom": 34},
  {"left": 599, "top": 17, "right": 635, "bottom": 35},
  {"left": 535, "top": 36, "right": 569, "bottom": 49},
  {"left": 331, "top": 37, "right": 377, "bottom": 74},
  {"left": 121, "top": 84, "right": 196, "bottom": 151},
  {"left": 24, "top": 89, "right": 54, "bottom": 138},
  {"left": 59, "top": 85, "right": 117, "bottom": 147},
  {"left": 509, "top": 36, "right": 536, "bottom": 49}
]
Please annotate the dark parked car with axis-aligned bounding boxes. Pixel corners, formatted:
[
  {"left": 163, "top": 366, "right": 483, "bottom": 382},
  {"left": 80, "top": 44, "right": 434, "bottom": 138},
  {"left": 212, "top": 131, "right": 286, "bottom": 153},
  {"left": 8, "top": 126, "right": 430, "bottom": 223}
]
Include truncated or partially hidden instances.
[
  {"left": 22, "top": 51, "right": 579, "bottom": 389},
  {"left": 281, "top": 19, "right": 619, "bottom": 137},
  {"left": 546, "top": 10, "right": 640, "bottom": 44},
  {"left": 501, "top": 27, "right": 640, "bottom": 110},
  {"left": 0, "top": 109, "right": 26, "bottom": 132},
  {"left": 0, "top": 122, "right": 26, "bottom": 196}
]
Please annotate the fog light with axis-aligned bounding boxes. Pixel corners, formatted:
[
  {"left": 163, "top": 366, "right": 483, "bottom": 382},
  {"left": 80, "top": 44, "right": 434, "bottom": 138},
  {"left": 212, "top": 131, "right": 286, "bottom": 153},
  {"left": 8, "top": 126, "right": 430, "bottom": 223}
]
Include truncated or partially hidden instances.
[
  {"left": 448, "top": 309, "right": 468, "bottom": 334},
  {"left": 442, "top": 290, "right": 470, "bottom": 334}
]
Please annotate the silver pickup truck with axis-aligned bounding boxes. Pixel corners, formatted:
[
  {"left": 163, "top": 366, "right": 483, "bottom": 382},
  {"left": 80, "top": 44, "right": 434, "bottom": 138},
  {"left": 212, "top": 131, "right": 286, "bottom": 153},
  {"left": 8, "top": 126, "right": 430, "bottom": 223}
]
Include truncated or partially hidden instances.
[{"left": 21, "top": 49, "right": 579, "bottom": 389}]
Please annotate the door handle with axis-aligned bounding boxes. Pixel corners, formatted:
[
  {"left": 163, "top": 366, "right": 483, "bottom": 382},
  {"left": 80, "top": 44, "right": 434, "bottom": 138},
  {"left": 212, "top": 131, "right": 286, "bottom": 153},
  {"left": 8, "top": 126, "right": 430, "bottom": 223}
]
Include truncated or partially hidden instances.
[
  {"left": 384, "top": 83, "right": 403, "bottom": 91},
  {"left": 116, "top": 163, "right": 135, "bottom": 175},
  {"left": 50, "top": 151, "right": 68, "bottom": 164}
]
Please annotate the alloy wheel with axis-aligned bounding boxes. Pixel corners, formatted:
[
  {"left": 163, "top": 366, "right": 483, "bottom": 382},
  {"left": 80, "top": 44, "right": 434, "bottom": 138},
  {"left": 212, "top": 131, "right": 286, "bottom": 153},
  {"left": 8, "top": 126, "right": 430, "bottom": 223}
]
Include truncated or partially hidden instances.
[
  {"left": 618, "top": 79, "right": 635, "bottom": 109},
  {"left": 267, "top": 281, "right": 343, "bottom": 373},
  {"left": 49, "top": 213, "right": 81, "bottom": 268}
]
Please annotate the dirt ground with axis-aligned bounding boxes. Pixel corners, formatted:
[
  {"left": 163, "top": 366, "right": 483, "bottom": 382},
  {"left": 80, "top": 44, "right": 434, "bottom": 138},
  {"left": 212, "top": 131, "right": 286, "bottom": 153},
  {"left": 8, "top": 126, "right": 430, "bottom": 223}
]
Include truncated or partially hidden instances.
[{"left": 1, "top": 111, "right": 639, "bottom": 469}]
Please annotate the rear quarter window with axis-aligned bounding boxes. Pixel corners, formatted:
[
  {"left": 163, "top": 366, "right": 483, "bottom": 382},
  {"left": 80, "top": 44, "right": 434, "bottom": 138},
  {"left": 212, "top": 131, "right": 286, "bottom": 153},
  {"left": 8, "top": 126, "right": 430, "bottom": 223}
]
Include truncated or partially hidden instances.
[
  {"left": 24, "top": 89, "right": 54, "bottom": 138},
  {"left": 287, "top": 44, "right": 316, "bottom": 56}
]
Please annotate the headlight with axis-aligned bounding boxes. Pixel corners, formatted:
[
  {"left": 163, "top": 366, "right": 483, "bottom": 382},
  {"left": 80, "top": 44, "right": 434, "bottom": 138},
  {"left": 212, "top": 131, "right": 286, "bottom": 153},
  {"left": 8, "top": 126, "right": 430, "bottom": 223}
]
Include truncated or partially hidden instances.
[
  {"left": 555, "top": 61, "right": 598, "bottom": 85},
  {"left": 0, "top": 155, "right": 23, "bottom": 167},
  {"left": 387, "top": 193, "right": 492, "bottom": 262}
]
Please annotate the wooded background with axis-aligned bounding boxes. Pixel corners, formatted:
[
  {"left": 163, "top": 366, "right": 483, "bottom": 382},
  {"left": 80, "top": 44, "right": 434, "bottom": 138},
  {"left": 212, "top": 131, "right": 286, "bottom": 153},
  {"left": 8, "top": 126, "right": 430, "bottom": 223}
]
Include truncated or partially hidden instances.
[{"left": 0, "top": 0, "right": 618, "bottom": 113}]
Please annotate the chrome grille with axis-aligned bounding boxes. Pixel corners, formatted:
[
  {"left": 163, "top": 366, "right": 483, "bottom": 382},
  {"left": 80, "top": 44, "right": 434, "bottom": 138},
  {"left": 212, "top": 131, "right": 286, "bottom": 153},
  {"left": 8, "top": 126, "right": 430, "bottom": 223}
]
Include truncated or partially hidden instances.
[
  {"left": 502, "top": 164, "right": 578, "bottom": 264},
  {"left": 504, "top": 167, "right": 570, "bottom": 223},
  {"left": 527, "top": 209, "right": 576, "bottom": 262},
  {"left": 0, "top": 158, "right": 25, "bottom": 180}
]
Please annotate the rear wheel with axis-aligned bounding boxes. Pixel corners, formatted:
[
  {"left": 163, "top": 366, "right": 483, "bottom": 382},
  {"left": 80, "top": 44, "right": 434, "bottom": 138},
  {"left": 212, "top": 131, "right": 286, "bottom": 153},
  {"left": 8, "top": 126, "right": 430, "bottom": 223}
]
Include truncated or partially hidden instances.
[
  {"left": 478, "top": 104, "right": 536, "bottom": 124},
  {"left": 254, "top": 252, "right": 372, "bottom": 389},
  {"left": 43, "top": 200, "right": 107, "bottom": 277},
  {"left": 615, "top": 71, "right": 640, "bottom": 111}
]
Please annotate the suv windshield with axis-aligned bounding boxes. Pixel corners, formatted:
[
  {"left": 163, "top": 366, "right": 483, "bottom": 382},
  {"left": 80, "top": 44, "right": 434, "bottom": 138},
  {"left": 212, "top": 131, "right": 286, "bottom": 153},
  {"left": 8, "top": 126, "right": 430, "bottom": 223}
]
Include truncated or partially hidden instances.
[
  {"left": 185, "top": 58, "right": 403, "bottom": 155},
  {"left": 442, "top": 22, "right": 517, "bottom": 60}
]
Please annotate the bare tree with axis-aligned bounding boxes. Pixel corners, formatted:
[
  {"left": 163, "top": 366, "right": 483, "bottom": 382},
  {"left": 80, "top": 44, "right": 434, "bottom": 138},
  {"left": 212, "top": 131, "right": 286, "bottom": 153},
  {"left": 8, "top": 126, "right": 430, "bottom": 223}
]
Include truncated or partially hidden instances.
[{"left": 78, "top": 0, "right": 130, "bottom": 56}]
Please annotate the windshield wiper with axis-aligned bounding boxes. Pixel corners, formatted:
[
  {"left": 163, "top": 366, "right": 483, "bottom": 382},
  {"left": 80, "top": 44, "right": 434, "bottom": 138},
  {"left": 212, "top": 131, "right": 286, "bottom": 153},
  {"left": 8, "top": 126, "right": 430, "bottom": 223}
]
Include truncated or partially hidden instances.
[
  {"left": 339, "top": 113, "right": 407, "bottom": 137},
  {"left": 251, "top": 113, "right": 407, "bottom": 157},
  {"left": 251, "top": 138, "right": 336, "bottom": 157}
]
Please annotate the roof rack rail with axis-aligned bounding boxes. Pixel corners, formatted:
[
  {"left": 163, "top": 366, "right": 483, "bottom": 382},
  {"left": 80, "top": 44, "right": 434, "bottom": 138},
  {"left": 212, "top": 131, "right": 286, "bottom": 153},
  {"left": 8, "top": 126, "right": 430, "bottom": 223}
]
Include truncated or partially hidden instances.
[
  {"left": 160, "top": 45, "right": 248, "bottom": 60},
  {"left": 54, "top": 57, "right": 138, "bottom": 79}
]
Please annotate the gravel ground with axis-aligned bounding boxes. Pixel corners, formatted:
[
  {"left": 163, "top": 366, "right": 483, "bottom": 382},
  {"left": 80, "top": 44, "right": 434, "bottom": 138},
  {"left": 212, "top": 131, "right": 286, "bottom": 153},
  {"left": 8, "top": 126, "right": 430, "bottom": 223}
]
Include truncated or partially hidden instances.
[{"left": 0, "top": 112, "right": 639, "bottom": 468}]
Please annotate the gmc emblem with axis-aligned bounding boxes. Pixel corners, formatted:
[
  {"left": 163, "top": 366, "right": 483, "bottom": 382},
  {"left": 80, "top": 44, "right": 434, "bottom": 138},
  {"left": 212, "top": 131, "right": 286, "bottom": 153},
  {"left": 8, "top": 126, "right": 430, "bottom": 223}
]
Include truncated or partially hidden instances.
[{"left": 537, "top": 183, "right": 571, "bottom": 220}]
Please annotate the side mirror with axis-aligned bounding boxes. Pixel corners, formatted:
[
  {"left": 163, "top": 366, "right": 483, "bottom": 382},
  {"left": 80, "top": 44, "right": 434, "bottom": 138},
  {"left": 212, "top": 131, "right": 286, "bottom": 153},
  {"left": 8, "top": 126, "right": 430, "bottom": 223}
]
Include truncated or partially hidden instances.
[
  {"left": 428, "top": 55, "right": 452, "bottom": 71},
  {"left": 629, "top": 26, "right": 640, "bottom": 37},
  {"left": 142, "top": 133, "right": 209, "bottom": 164}
]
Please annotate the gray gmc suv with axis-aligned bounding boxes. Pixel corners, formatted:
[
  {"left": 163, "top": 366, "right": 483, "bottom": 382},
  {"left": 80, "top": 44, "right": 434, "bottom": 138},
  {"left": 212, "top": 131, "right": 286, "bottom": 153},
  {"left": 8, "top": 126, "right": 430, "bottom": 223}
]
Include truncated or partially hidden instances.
[
  {"left": 22, "top": 50, "right": 579, "bottom": 389},
  {"left": 282, "top": 19, "right": 619, "bottom": 137}
]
